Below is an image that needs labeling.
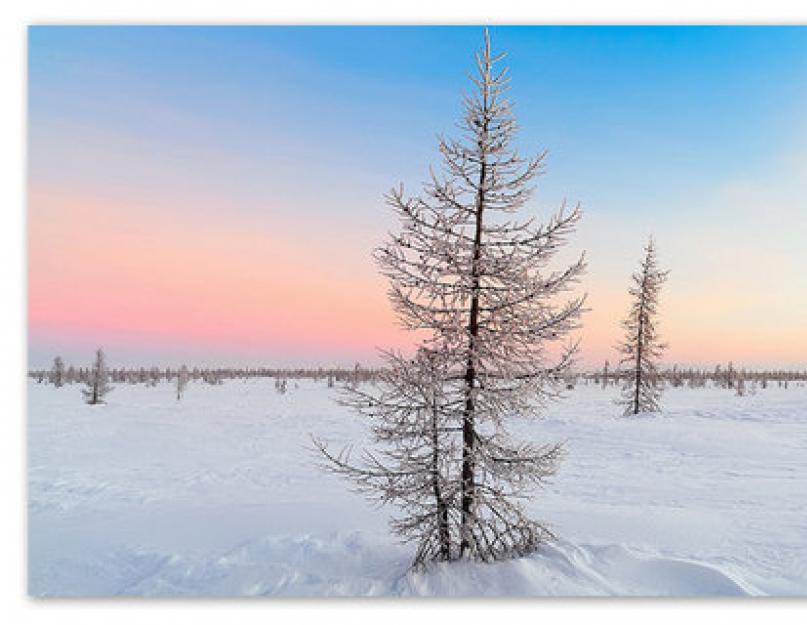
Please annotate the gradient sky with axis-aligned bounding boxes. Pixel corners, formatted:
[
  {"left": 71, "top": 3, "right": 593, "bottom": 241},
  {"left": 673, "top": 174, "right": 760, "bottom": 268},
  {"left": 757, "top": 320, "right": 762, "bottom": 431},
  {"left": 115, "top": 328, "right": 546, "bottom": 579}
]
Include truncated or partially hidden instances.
[{"left": 28, "top": 26, "right": 807, "bottom": 369}]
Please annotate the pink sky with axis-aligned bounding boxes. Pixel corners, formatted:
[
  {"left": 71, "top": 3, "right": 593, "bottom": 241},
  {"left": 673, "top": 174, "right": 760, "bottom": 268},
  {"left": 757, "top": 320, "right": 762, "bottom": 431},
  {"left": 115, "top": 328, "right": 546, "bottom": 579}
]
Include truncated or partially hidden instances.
[
  {"left": 28, "top": 186, "right": 411, "bottom": 366},
  {"left": 29, "top": 182, "right": 807, "bottom": 369}
]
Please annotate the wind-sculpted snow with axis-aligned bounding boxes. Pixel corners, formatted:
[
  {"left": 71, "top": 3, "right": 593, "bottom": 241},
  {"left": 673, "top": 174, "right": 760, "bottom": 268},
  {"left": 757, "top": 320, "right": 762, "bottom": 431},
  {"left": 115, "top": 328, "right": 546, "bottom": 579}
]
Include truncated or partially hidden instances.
[
  {"left": 27, "top": 379, "right": 807, "bottom": 596},
  {"left": 27, "top": 531, "right": 756, "bottom": 597}
]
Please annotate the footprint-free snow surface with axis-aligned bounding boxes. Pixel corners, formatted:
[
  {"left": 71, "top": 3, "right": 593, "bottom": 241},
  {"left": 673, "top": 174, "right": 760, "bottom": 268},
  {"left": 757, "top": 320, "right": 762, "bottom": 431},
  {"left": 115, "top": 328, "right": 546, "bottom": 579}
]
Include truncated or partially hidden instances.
[{"left": 28, "top": 380, "right": 807, "bottom": 596}]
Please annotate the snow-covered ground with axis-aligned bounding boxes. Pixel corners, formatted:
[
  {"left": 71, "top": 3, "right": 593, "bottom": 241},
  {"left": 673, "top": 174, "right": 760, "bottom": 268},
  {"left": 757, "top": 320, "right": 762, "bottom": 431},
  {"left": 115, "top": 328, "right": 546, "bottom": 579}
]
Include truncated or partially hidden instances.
[{"left": 27, "top": 379, "right": 807, "bottom": 597}]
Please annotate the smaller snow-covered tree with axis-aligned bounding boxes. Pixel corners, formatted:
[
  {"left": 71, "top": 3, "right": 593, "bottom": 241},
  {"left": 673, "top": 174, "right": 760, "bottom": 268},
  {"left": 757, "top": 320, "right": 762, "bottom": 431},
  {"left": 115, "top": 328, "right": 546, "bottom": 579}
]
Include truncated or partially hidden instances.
[
  {"left": 82, "top": 348, "right": 113, "bottom": 405},
  {"left": 50, "top": 356, "right": 66, "bottom": 387},
  {"left": 314, "top": 347, "right": 459, "bottom": 567},
  {"left": 616, "top": 237, "right": 669, "bottom": 415}
]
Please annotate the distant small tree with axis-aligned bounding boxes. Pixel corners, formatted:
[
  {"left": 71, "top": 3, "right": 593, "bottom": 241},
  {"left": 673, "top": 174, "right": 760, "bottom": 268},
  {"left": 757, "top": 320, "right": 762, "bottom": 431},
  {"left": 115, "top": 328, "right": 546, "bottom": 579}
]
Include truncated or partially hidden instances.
[
  {"left": 50, "top": 356, "right": 66, "bottom": 388},
  {"left": 82, "top": 348, "right": 113, "bottom": 405},
  {"left": 616, "top": 237, "right": 669, "bottom": 415},
  {"left": 176, "top": 364, "right": 189, "bottom": 400},
  {"left": 736, "top": 374, "right": 746, "bottom": 397}
]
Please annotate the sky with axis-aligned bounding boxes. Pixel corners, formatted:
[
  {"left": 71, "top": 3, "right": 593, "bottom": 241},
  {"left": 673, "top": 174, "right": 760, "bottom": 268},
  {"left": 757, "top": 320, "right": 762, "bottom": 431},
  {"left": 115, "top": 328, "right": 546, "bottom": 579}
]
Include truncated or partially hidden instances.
[{"left": 28, "top": 26, "right": 807, "bottom": 369}]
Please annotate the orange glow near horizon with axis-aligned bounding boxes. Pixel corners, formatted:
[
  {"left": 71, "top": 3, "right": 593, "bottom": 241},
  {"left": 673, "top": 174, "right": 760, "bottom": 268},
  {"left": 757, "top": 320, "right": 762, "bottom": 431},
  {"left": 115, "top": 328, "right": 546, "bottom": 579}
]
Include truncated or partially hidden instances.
[
  {"left": 28, "top": 187, "right": 414, "bottom": 363},
  {"left": 29, "top": 185, "right": 807, "bottom": 369}
]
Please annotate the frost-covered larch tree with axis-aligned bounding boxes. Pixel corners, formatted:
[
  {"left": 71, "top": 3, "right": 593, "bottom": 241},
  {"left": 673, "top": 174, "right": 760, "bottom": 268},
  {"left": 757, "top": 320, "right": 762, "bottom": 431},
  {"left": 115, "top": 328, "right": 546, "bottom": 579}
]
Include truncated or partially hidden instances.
[
  {"left": 82, "top": 348, "right": 113, "bottom": 405},
  {"left": 616, "top": 237, "right": 669, "bottom": 415},
  {"left": 317, "top": 29, "right": 586, "bottom": 564},
  {"left": 50, "top": 356, "right": 66, "bottom": 388}
]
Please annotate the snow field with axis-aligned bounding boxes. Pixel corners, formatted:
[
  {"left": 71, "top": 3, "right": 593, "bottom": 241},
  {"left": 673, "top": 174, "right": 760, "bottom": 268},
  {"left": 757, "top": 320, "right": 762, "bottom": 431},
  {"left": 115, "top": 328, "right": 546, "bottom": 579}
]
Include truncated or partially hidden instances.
[{"left": 27, "top": 379, "right": 807, "bottom": 596}]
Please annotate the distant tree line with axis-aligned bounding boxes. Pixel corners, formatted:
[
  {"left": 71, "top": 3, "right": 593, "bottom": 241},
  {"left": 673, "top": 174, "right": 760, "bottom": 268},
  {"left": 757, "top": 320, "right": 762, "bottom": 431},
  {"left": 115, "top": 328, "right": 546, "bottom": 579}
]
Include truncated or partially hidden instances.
[
  {"left": 29, "top": 359, "right": 805, "bottom": 392},
  {"left": 581, "top": 363, "right": 807, "bottom": 392},
  {"left": 29, "top": 358, "right": 384, "bottom": 389}
]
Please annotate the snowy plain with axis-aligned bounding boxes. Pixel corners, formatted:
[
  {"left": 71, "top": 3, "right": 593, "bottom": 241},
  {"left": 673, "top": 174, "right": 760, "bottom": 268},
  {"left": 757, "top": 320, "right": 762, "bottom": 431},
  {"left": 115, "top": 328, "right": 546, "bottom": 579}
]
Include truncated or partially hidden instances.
[{"left": 27, "top": 378, "right": 807, "bottom": 597}]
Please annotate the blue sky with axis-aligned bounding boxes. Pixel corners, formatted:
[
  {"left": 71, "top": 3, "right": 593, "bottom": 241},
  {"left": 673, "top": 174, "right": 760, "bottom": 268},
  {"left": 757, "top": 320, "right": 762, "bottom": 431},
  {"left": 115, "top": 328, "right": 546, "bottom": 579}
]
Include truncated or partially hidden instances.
[
  {"left": 28, "top": 26, "right": 807, "bottom": 368},
  {"left": 29, "top": 26, "right": 807, "bottom": 201}
]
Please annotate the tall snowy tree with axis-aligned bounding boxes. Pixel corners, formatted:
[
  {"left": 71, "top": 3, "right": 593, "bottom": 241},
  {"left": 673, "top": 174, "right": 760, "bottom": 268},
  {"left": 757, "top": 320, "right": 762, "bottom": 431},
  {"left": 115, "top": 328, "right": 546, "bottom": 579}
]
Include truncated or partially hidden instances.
[
  {"left": 82, "top": 348, "right": 113, "bottom": 405},
  {"left": 50, "top": 356, "right": 66, "bottom": 388},
  {"left": 616, "top": 237, "right": 669, "bottom": 415},
  {"left": 317, "top": 29, "right": 586, "bottom": 564}
]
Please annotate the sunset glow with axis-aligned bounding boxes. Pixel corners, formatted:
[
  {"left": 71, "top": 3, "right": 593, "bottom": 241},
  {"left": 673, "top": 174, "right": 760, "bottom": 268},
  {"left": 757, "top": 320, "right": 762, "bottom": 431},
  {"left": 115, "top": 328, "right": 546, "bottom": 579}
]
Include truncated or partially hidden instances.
[{"left": 28, "top": 26, "right": 807, "bottom": 368}]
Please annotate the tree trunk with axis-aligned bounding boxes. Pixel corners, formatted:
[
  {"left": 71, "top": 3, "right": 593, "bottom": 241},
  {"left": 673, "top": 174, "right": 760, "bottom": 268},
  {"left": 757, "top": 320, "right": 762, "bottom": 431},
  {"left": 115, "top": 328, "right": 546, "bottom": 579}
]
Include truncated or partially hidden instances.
[
  {"left": 429, "top": 387, "right": 450, "bottom": 560},
  {"left": 460, "top": 128, "right": 488, "bottom": 556},
  {"left": 633, "top": 322, "right": 642, "bottom": 414},
  {"left": 633, "top": 271, "right": 648, "bottom": 415}
]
